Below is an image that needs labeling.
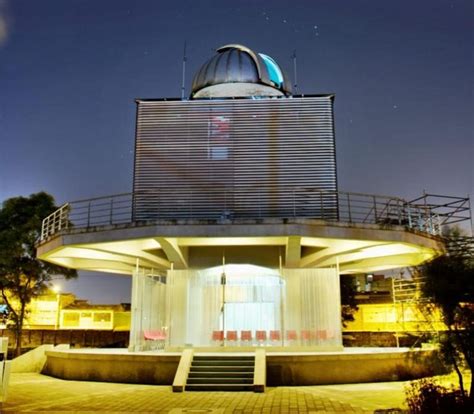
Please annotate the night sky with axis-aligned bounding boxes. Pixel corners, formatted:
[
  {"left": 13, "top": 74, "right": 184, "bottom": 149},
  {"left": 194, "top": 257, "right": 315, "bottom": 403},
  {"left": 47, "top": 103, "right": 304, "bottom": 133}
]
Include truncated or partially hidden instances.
[{"left": 1, "top": 0, "right": 472, "bottom": 303}]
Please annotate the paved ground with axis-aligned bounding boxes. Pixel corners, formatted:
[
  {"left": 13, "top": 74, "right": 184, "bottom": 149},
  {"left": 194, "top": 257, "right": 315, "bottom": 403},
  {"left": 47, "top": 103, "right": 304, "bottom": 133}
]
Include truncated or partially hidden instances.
[{"left": 1, "top": 373, "right": 410, "bottom": 414}]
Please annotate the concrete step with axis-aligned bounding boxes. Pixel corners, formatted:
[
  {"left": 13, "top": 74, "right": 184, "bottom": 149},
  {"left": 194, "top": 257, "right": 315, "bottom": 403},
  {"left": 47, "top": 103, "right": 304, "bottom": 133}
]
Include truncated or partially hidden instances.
[
  {"left": 186, "top": 354, "right": 257, "bottom": 392},
  {"left": 188, "top": 371, "right": 253, "bottom": 378},
  {"left": 191, "top": 360, "right": 254, "bottom": 367},
  {"left": 185, "top": 383, "right": 254, "bottom": 392},
  {"left": 187, "top": 377, "right": 253, "bottom": 385},
  {"left": 193, "top": 356, "right": 255, "bottom": 361},
  {"left": 190, "top": 366, "right": 254, "bottom": 373}
]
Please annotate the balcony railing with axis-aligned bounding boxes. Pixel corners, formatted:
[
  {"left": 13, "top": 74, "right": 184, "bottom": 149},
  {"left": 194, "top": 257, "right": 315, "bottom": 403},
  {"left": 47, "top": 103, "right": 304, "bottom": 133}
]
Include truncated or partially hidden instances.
[{"left": 40, "top": 188, "right": 471, "bottom": 242}]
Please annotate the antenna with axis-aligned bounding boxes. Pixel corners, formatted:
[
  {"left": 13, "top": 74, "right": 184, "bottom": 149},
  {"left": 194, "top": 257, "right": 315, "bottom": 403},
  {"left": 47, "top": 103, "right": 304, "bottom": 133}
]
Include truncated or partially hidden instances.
[
  {"left": 292, "top": 50, "right": 298, "bottom": 95},
  {"left": 181, "top": 41, "right": 187, "bottom": 99}
]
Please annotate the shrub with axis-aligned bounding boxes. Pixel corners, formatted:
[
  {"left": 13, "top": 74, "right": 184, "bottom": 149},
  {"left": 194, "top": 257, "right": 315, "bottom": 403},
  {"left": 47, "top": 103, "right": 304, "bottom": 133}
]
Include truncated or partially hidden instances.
[{"left": 405, "top": 378, "right": 472, "bottom": 413}]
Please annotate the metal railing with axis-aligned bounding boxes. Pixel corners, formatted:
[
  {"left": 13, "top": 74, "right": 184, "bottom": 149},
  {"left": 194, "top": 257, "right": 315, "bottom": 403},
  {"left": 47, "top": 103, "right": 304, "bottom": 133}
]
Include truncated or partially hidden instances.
[
  {"left": 392, "top": 275, "right": 428, "bottom": 304},
  {"left": 39, "top": 188, "right": 471, "bottom": 242},
  {"left": 40, "top": 203, "right": 70, "bottom": 241}
]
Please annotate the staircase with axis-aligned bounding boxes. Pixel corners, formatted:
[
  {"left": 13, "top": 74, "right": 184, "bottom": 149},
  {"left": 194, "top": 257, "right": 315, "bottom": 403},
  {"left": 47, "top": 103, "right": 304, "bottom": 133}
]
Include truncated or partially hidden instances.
[{"left": 186, "top": 355, "right": 255, "bottom": 391}]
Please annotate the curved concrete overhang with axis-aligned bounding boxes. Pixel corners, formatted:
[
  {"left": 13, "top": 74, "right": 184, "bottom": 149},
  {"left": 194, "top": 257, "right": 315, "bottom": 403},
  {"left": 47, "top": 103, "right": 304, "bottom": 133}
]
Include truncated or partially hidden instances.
[{"left": 37, "top": 218, "right": 444, "bottom": 275}]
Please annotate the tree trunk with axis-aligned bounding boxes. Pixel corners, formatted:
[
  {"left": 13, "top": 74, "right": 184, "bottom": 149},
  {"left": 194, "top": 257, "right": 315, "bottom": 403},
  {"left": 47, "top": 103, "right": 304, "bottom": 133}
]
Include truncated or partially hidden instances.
[
  {"left": 14, "top": 305, "right": 26, "bottom": 357},
  {"left": 450, "top": 350, "right": 465, "bottom": 397},
  {"left": 15, "top": 325, "right": 22, "bottom": 357},
  {"left": 447, "top": 328, "right": 465, "bottom": 397}
]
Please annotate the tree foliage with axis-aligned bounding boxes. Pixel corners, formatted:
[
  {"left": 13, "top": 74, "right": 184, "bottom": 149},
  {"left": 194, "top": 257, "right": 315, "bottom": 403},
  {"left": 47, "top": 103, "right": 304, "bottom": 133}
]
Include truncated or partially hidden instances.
[
  {"left": 418, "top": 249, "right": 474, "bottom": 402},
  {"left": 0, "top": 192, "right": 77, "bottom": 356},
  {"left": 406, "top": 378, "right": 472, "bottom": 413},
  {"left": 340, "top": 274, "right": 358, "bottom": 327}
]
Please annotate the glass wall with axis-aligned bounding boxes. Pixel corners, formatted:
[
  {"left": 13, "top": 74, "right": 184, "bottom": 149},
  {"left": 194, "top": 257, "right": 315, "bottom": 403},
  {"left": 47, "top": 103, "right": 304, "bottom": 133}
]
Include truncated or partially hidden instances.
[
  {"left": 129, "top": 264, "right": 342, "bottom": 351},
  {"left": 129, "top": 269, "right": 167, "bottom": 351},
  {"left": 168, "top": 265, "right": 282, "bottom": 347},
  {"left": 282, "top": 268, "right": 342, "bottom": 347}
]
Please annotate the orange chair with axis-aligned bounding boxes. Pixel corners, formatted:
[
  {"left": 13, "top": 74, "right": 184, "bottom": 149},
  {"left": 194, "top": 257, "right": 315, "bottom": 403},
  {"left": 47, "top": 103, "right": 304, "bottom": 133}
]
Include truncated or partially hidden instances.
[
  {"left": 212, "top": 330, "right": 224, "bottom": 342},
  {"left": 270, "top": 330, "right": 281, "bottom": 342},
  {"left": 226, "top": 330, "right": 238, "bottom": 342},
  {"left": 286, "top": 330, "right": 298, "bottom": 341},
  {"left": 256, "top": 330, "right": 267, "bottom": 344},
  {"left": 241, "top": 330, "right": 252, "bottom": 342},
  {"left": 301, "top": 330, "right": 312, "bottom": 343},
  {"left": 315, "top": 330, "right": 327, "bottom": 340}
]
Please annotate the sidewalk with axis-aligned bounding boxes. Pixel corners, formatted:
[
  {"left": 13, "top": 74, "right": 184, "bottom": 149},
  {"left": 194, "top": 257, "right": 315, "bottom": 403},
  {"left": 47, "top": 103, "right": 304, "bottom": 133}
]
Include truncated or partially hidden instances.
[{"left": 2, "top": 372, "right": 408, "bottom": 413}]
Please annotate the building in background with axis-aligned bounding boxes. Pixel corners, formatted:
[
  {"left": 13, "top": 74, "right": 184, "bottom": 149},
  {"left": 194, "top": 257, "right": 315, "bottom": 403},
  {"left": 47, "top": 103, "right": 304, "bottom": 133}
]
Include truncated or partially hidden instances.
[
  {"left": 59, "top": 300, "right": 130, "bottom": 331},
  {"left": 37, "top": 44, "right": 471, "bottom": 352},
  {"left": 0, "top": 292, "right": 130, "bottom": 331}
]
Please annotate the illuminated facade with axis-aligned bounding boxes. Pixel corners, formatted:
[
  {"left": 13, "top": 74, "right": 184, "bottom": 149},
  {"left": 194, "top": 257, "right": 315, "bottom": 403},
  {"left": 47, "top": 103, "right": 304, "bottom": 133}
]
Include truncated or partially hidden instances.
[{"left": 38, "top": 44, "right": 453, "bottom": 352}]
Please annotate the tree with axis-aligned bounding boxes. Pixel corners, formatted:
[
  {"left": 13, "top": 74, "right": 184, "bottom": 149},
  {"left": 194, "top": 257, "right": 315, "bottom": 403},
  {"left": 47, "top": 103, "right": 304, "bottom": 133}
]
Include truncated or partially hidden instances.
[
  {"left": 418, "top": 248, "right": 474, "bottom": 403},
  {"left": 0, "top": 192, "right": 77, "bottom": 356}
]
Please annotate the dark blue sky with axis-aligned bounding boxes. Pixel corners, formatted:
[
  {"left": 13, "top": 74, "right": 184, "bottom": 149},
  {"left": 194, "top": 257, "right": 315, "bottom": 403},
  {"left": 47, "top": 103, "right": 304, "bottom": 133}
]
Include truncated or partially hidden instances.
[{"left": 1, "top": 0, "right": 472, "bottom": 303}]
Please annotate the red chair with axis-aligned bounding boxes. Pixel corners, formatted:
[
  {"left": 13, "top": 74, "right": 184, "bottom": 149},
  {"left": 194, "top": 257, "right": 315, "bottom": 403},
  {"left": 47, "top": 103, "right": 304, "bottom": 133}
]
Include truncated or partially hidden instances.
[
  {"left": 212, "top": 330, "right": 224, "bottom": 342},
  {"left": 226, "top": 330, "right": 238, "bottom": 342},
  {"left": 144, "top": 329, "right": 166, "bottom": 350},
  {"left": 241, "top": 330, "right": 252, "bottom": 342},
  {"left": 256, "top": 330, "right": 267, "bottom": 344},
  {"left": 286, "top": 330, "right": 297, "bottom": 341},
  {"left": 270, "top": 330, "right": 281, "bottom": 342},
  {"left": 144, "top": 329, "right": 166, "bottom": 341}
]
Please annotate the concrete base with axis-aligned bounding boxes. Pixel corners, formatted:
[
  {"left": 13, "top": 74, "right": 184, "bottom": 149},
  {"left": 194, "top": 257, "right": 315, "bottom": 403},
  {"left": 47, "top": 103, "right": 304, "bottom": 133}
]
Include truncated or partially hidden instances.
[
  {"left": 43, "top": 348, "right": 181, "bottom": 384},
  {"left": 42, "top": 347, "right": 445, "bottom": 386},
  {"left": 266, "top": 348, "right": 444, "bottom": 385},
  {"left": 165, "top": 345, "right": 344, "bottom": 353}
]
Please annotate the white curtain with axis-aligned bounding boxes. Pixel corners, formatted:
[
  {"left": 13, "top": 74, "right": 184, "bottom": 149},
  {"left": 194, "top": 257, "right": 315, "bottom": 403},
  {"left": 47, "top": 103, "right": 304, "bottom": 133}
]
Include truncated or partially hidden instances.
[
  {"left": 131, "top": 265, "right": 342, "bottom": 349},
  {"left": 282, "top": 267, "right": 342, "bottom": 347},
  {"left": 186, "top": 269, "right": 222, "bottom": 346},
  {"left": 129, "top": 269, "right": 167, "bottom": 351},
  {"left": 167, "top": 265, "right": 282, "bottom": 346},
  {"left": 221, "top": 266, "right": 281, "bottom": 338},
  {"left": 167, "top": 269, "right": 191, "bottom": 346}
]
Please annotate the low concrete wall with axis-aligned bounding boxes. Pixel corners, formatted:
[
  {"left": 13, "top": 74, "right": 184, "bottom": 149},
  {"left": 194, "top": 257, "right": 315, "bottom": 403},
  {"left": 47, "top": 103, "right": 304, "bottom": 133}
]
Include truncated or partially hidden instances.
[
  {"left": 267, "top": 349, "right": 444, "bottom": 386},
  {"left": 43, "top": 350, "right": 180, "bottom": 384},
  {"left": 0, "top": 329, "right": 129, "bottom": 353},
  {"left": 172, "top": 349, "right": 194, "bottom": 392},
  {"left": 11, "top": 345, "right": 54, "bottom": 373},
  {"left": 42, "top": 348, "right": 444, "bottom": 386},
  {"left": 342, "top": 331, "right": 431, "bottom": 348}
]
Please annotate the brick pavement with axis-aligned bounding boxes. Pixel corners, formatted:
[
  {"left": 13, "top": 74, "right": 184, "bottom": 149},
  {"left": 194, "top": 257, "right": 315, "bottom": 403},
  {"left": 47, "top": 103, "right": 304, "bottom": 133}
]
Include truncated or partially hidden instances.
[{"left": 2, "top": 373, "right": 408, "bottom": 413}]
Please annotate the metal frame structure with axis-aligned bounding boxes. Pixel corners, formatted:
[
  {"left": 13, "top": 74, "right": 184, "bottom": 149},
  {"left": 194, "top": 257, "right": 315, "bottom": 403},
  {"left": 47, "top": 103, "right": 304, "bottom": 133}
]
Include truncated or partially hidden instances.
[{"left": 409, "top": 193, "right": 472, "bottom": 228}]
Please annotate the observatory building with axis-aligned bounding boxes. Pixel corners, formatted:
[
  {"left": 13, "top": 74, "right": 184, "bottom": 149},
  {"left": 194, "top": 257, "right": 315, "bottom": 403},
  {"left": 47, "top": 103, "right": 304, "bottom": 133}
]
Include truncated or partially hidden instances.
[{"left": 38, "top": 44, "right": 457, "bottom": 354}]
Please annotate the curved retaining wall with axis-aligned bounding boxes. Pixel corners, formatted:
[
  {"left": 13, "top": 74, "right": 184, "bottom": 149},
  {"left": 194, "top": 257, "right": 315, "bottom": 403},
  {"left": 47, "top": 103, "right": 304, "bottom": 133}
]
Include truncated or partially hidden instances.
[
  {"left": 43, "top": 350, "right": 181, "bottom": 384},
  {"left": 266, "top": 349, "right": 443, "bottom": 385},
  {"left": 43, "top": 348, "right": 444, "bottom": 386}
]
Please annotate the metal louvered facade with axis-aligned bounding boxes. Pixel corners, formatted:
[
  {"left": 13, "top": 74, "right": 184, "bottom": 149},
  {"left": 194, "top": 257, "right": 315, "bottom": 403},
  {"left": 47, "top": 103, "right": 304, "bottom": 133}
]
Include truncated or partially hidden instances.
[{"left": 133, "top": 96, "right": 338, "bottom": 220}]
